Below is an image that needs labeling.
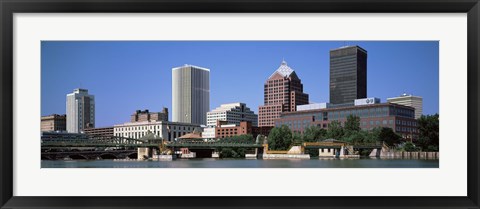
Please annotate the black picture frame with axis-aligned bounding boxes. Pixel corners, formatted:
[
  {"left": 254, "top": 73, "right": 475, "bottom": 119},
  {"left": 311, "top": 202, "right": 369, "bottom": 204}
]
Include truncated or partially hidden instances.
[{"left": 1, "top": 0, "right": 479, "bottom": 208}]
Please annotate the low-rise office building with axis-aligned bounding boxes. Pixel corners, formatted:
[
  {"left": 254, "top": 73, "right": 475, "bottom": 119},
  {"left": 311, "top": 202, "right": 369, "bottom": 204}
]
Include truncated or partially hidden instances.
[
  {"left": 41, "top": 114, "right": 67, "bottom": 132},
  {"left": 207, "top": 103, "right": 258, "bottom": 127},
  {"left": 275, "top": 98, "right": 418, "bottom": 139},
  {"left": 202, "top": 121, "right": 272, "bottom": 139},
  {"left": 84, "top": 126, "right": 114, "bottom": 137},
  {"left": 387, "top": 94, "right": 423, "bottom": 119},
  {"left": 113, "top": 121, "right": 201, "bottom": 141}
]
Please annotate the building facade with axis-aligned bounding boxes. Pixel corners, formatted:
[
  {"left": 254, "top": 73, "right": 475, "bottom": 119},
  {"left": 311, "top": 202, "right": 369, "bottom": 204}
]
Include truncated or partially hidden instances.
[
  {"left": 258, "top": 60, "right": 309, "bottom": 127},
  {"left": 113, "top": 121, "right": 201, "bottom": 141},
  {"left": 202, "top": 121, "right": 267, "bottom": 139},
  {"left": 172, "top": 65, "right": 210, "bottom": 125},
  {"left": 131, "top": 108, "right": 168, "bottom": 122},
  {"left": 330, "top": 45, "right": 367, "bottom": 104},
  {"left": 84, "top": 126, "right": 114, "bottom": 137},
  {"left": 66, "top": 88, "right": 95, "bottom": 133},
  {"left": 41, "top": 114, "right": 66, "bottom": 132},
  {"left": 387, "top": 94, "right": 423, "bottom": 119},
  {"left": 276, "top": 100, "right": 418, "bottom": 139},
  {"left": 207, "top": 103, "right": 258, "bottom": 127}
]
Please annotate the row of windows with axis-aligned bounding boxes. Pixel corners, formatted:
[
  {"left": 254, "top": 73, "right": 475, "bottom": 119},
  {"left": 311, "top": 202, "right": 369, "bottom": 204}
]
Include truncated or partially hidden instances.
[
  {"left": 115, "top": 125, "right": 194, "bottom": 132},
  {"left": 115, "top": 130, "right": 190, "bottom": 140},
  {"left": 396, "top": 120, "right": 417, "bottom": 126},
  {"left": 276, "top": 119, "right": 417, "bottom": 133},
  {"left": 396, "top": 126, "right": 418, "bottom": 133},
  {"left": 282, "top": 106, "right": 414, "bottom": 121}
]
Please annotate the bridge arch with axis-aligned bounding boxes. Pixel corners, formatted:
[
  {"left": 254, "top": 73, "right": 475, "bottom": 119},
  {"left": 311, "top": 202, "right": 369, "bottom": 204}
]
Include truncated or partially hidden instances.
[
  {"left": 68, "top": 154, "right": 88, "bottom": 160},
  {"left": 41, "top": 155, "right": 52, "bottom": 160},
  {"left": 127, "top": 153, "right": 138, "bottom": 159},
  {"left": 99, "top": 153, "right": 117, "bottom": 160}
]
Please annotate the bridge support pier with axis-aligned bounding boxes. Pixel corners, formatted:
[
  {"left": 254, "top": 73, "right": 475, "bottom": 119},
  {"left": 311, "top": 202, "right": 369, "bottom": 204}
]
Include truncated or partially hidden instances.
[
  {"left": 339, "top": 146, "right": 345, "bottom": 157},
  {"left": 369, "top": 148, "right": 381, "bottom": 157},
  {"left": 138, "top": 147, "right": 152, "bottom": 160}
]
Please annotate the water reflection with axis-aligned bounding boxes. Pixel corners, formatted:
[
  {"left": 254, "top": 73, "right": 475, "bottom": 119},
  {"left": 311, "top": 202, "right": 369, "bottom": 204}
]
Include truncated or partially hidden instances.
[{"left": 41, "top": 158, "right": 439, "bottom": 168}]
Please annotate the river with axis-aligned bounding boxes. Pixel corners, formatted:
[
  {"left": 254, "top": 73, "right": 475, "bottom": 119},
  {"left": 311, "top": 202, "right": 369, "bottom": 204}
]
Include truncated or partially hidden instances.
[{"left": 41, "top": 158, "right": 439, "bottom": 168}]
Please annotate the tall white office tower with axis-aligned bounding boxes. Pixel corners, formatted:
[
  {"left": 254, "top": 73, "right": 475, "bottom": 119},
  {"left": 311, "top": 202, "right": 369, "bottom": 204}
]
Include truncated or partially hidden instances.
[
  {"left": 172, "top": 65, "right": 210, "bottom": 125},
  {"left": 66, "top": 88, "right": 95, "bottom": 133}
]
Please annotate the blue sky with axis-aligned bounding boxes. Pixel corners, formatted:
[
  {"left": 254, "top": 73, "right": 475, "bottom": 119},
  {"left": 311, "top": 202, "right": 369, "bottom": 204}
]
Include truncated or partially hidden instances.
[{"left": 41, "top": 41, "right": 439, "bottom": 127}]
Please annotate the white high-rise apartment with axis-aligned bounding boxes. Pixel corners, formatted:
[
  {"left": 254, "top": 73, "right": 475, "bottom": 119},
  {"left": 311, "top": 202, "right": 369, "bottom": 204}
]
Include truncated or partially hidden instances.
[
  {"left": 387, "top": 93, "right": 423, "bottom": 119},
  {"left": 66, "top": 88, "right": 95, "bottom": 133},
  {"left": 207, "top": 103, "right": 258, "bottom": 127},
  {"left": 172, "top": 65, "right": 210, "bottom": 125}
]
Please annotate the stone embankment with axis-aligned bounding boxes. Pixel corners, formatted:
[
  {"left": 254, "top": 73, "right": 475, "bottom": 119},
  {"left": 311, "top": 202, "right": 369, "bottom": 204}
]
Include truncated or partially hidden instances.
[{"left": 370, "top": 148, "right": 439, "bottom": 159}]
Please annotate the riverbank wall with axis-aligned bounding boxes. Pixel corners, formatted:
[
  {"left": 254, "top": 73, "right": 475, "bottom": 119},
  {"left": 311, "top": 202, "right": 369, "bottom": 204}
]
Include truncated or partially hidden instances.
[
  {"left": 370, "top": 149, "right": 439, "bottom": 160},
  {"left": 262, "top": 154, "right": 310, "bottom": 159}
]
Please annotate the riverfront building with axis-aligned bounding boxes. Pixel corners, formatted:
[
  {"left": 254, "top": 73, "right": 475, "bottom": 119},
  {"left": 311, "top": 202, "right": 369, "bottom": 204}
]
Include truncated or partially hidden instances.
[
  {"left": 275, "top": 98, "right": 418, "bottom": 139},
  {"left": 131, "top": 108, "right": 168, "bottom": 122},
  {"left": 207, "top": 103, "right": 258, "bottom": 127},
  {"left": 258, "top": 60, "right": 309, "bottom": 127},
  {"left": 172, "top": 65, "right": 210, "bottom": 125},
  {"left": 113, "top": 121, "right": 201, "bottom": 141},
  {"left": 41, "top": 114, "right": 66, "bottom": 132},
  {"left": 387, "top": 94, "right": 423, "bottom": 119},
  {"left": 202, "top": 121, "right": 268, "bottom": 139},
  {"left": 330, "top": 46, "right": 367, "bottom": 104},
  {"left": 84, "top": 126, "right": 114, "bottom": 137},
  {"left": 66, "top": 88, "right": 95, "bottom": 133}
]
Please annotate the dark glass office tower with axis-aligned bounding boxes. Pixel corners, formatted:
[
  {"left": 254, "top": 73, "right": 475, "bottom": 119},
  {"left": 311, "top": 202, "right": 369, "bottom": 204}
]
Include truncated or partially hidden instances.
[{"left": 329, "top": 45, "right": 367, "bottom": 104}]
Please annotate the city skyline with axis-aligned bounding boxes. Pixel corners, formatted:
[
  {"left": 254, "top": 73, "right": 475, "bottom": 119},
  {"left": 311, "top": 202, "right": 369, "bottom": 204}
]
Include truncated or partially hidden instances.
[{"left": 41, "top": 41, "right": 439, "bottom": 127}]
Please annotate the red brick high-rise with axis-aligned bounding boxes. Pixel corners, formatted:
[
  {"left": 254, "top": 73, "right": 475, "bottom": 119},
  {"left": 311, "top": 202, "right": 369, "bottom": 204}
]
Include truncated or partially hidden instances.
[{"left": 258, "top": 60, "right": 309, "bottom": 127}]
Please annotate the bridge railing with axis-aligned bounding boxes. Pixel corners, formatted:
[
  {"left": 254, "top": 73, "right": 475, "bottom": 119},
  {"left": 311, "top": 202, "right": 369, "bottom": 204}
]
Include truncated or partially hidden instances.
[{"left": 41, "top": 134, "right": 148, "bottom": 147}]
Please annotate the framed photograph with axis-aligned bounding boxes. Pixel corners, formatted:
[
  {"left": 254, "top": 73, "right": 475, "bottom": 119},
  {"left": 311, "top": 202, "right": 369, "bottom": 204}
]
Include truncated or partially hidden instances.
[{"left": 1, "top": 0, "right": 479, "bottom": 208}]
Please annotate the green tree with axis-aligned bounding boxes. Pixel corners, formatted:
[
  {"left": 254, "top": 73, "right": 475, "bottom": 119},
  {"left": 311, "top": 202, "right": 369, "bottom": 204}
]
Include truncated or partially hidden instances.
[
  {"left": 377, "top": 127, "right": 401, "bottom": 146},
  {"left": 219, "top": 147, "right": 248, "bottom": 158},
  {"left": 344, "top": 130, "right": 366, "bottom": 144},
  {"left": 344, "top": 115, "right": 361, "bottom": 133},
  {"left": 326, "top": 120, "right": 344, "bottom": 140},
  {"left": 403, "top": 142, "right": 418, "bottom": 152},
  {"left": 292, "top": 132, "right": 303, "bottom": 145},
  {"left": 302, "top": 126, "right": 327, "bottom": 142},
  {"left": 267, "top": 125, "right": 293, "bottom": 150},
  {"left": 362, "top": 130, "right": 378, "bottom": 143},
  {"left": 417, "top": 114, "right": 439, "bottom": 151}
]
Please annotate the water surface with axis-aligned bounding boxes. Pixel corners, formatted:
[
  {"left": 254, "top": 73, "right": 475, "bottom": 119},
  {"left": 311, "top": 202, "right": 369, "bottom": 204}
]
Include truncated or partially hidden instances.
[{"left": 41, "top": 158, "right": 439, "bottom": 168}]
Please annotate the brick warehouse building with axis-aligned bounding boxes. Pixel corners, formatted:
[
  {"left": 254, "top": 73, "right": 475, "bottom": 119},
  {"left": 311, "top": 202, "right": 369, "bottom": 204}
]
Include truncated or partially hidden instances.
[
  {"left": 202, "top": 121, "right": 272, "bottom": 139},
  {"left": 41, "top": 114, "right": 66, "bottom": 132},
  {"left": 275, "top": 99, "right": 418, "bottom": 140},
  {"left": 258, "top": 60, "right": 309, "bottom": 127},
  {"left": 130, "top": 108, "right": 168, "bottom": 122}
]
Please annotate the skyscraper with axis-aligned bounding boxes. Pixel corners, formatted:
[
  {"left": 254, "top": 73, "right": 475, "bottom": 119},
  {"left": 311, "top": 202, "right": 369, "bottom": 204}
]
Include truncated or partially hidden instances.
[
  {"left": 66, "top": 88, "right": 95, "bottom": 133},
  {"left": 172, "top": 64, "right": 210, "bottom": 125},
  {"left": 330, "top": 45, "right": 367, "bottom": 104},
  {"left": 387, "top": 93, "right": 423, "bottom": 119},
  {"left": 258, "top": 60, "right": 309, "bottom": 127}
]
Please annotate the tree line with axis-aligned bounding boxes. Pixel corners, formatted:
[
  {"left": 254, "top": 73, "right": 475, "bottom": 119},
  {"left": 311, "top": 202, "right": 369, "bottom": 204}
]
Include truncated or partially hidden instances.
[
  {"left": 267, "top": 114, "right": 439, "bottom": 153},
  {"left": 215, "top": 114, "right": 439, "bottom": 158}
]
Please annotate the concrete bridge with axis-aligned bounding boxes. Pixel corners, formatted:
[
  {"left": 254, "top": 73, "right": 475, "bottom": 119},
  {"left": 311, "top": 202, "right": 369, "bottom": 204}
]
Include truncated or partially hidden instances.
[{"left": 41, "top": 133, "right": 386, "bottom": 160}]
